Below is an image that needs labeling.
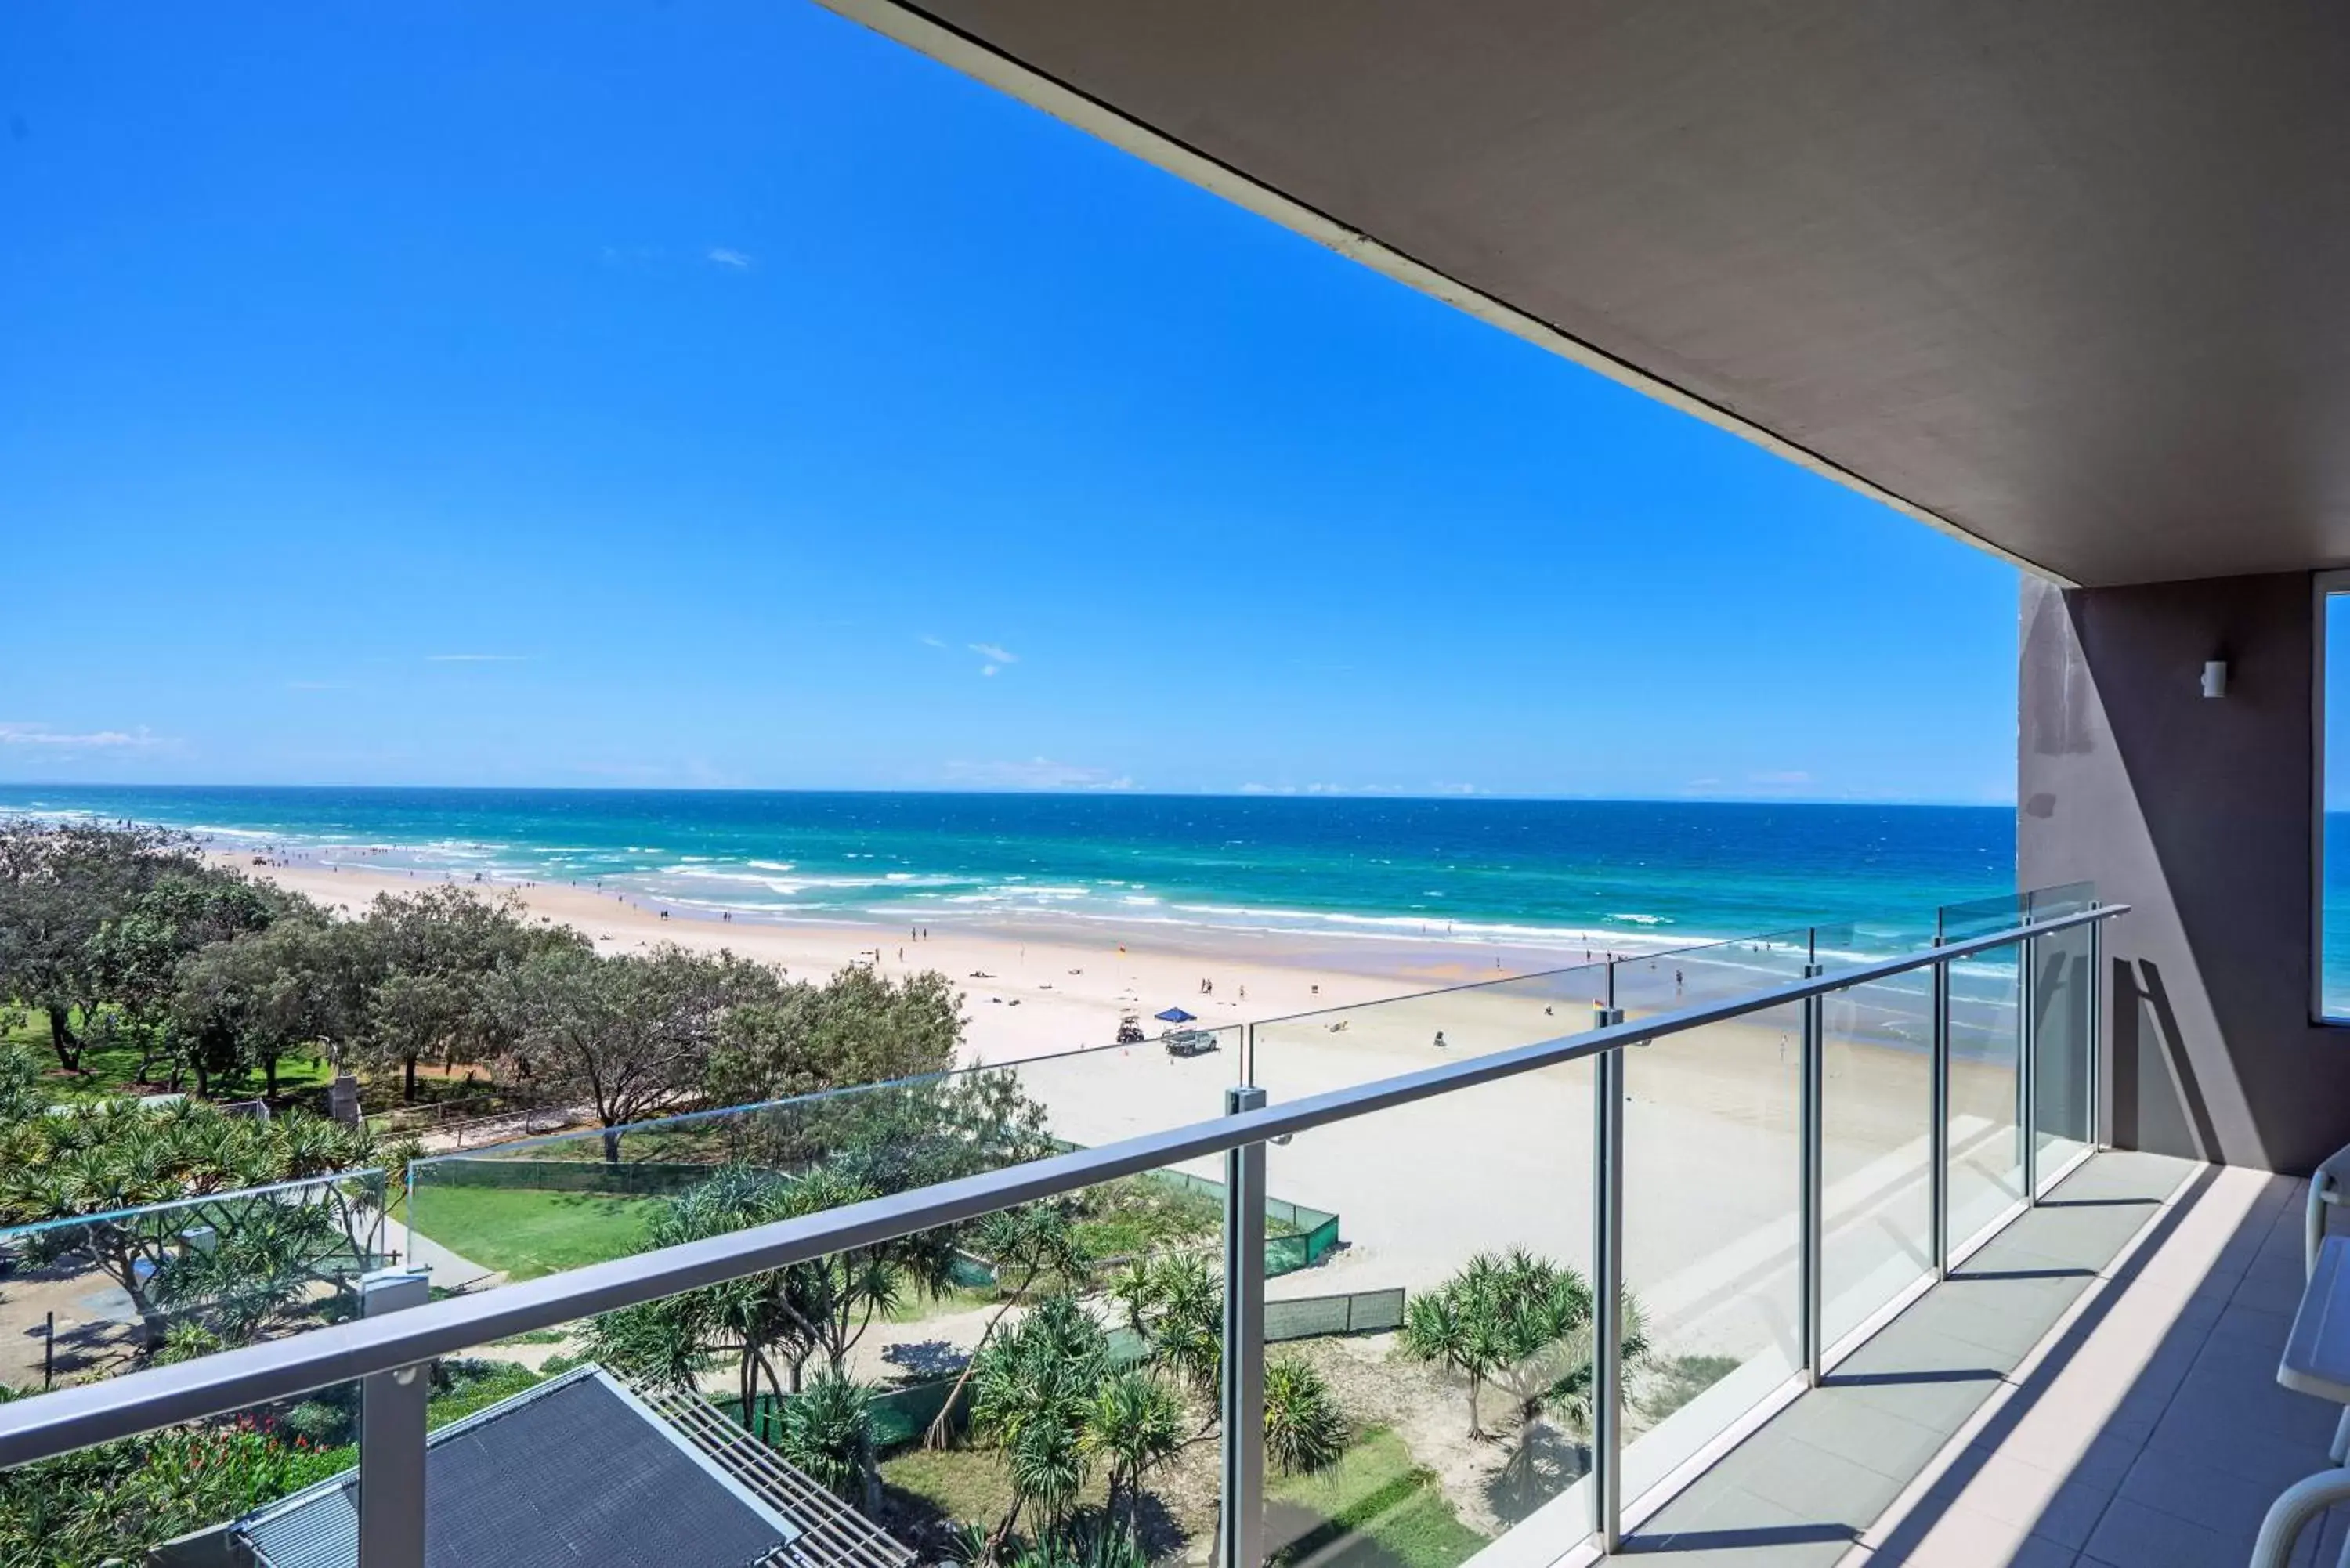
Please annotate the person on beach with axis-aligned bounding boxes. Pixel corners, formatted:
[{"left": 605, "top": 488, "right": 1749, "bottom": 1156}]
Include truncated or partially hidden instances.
[{"left": 1434, "top": 1030, "right": 1448, "bottom": 1050}]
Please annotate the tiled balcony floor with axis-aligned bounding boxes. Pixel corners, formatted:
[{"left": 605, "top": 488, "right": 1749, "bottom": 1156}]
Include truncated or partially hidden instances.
[{"left": 1614, "top": 1150, "right": 2350, "bottom": 1566}]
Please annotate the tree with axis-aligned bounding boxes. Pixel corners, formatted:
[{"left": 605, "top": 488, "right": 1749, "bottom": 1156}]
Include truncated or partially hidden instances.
[
  {"left": 0, "top": 819, "right": 197, "bottom": 1071},
  {"left": 1398, "top": 1248, "right": 1647, "bottom": 1445},
  {"left": 0, "top": 1097, "right": 378, "bottom": 1349},
  {"left": 1081, "top": 1370, "right": 1183, "bottom": 1541},
  {"left": 87, "top": 867, "right": 294, "bottom": 1084},
  {"left": 166, "top": 919, "right": 355, "bottom": 1097},
  {"left": 500, "top": 942, "right": 735, "bottom": 1152},
  {"left": 1107, "top": 1252, "right": 1221, "bottom": 1402},
  {"left": 926, "top": 1201, "right": 1088, "bottom": 1449},
  {"left": 356, "top": 887, "right": 574, "bottom": 1101},
  {"left": 779, "top": 1371, "right": 884, "bottom": 1513},
  {"left": 972, "top": 1293, "right": 1108, "bottom": 1552},
  {"left": 1262, "top": 1357, "right": 1347, "bottom": 1476},
  {"left": 706, "top": 966, "right": 965, "bottom": 1106}
]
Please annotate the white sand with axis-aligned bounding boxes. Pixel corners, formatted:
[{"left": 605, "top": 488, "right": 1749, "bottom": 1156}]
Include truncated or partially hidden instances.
[{"left": 231, "top": 854, "right": 2019, "bottom": 1364}]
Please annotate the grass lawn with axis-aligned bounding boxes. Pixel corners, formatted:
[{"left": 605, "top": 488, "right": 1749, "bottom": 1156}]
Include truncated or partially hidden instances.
[
  {"left": 7, "top": 1006, "right": 337, "bottom": 1105},
  {"left": 398, "top": 1184, "right": 660, "bottom": 1279},
  {"left": 1267, "top": 1427, "right": 1489, "bottom": 1568}
]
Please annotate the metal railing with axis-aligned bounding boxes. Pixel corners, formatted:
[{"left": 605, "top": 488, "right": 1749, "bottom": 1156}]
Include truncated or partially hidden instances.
[{"left": 0, "top": 900, "right": 2122, "bottom": 1565}]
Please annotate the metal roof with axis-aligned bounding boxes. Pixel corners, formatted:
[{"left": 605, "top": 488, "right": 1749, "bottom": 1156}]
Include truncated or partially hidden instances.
[{"left": 235, "top": 1367, "right": 802, "bottom": 1568}]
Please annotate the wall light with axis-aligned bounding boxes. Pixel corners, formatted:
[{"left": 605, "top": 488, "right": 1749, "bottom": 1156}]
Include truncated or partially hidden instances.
[{"left": 2201, "top": 659, "right": 2229, "bottom": 699}]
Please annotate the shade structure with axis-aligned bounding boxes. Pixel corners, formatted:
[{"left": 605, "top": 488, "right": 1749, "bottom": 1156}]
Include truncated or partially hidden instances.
[{"left": 1155, "top": 1006, "right": 1197, "bottom": 1023}]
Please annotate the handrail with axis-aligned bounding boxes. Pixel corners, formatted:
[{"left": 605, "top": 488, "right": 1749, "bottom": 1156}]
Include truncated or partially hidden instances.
[{"left": 0, "top": 902, "right": 2124, "bottom": 1469}]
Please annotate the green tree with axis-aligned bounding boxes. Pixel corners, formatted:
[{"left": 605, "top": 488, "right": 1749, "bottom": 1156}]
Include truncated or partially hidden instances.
[
  {"left": 0, "top": 819, "right": 197, "bottom": 1071},
  {"left": 166, "top": 918, "right": 354, "bottom": 1097},
  {"left": 972, "top": 1293, "right": 1107, "bottom": 1551},
  {"left": 779, "top": 1371, "right": 884, "bottom": 1513},
  {"left": 1081, "top": 1369, "right": 1183, "bottom": 1541},
  {"left": 86, "top": 867, "right": 294, "bottom": 1084},
  {"left": 1398, "top": 1248, "right": 1647, "bottom": 1443},
  {"left": 1107, "top": 1252, "right": 1221, "bottom": 1401},
  {"left": 706, "top": 966, "right": 965, "bottom": 1105},
  {"left": 0, "top": 1097, "right": 377, "bottom": 1350},
  {"left": 926, "top": 1200, "right": 1089, "bottom": 1449},
  {"left": 500, "top": 941, "right": 740, "bottom": 1152},
  {"left": 1262, "top": 1357, "right": 1347, "bottom": 1476},
  {"left": 356, "top": 887, "right": 574, "bottom": 1101}
]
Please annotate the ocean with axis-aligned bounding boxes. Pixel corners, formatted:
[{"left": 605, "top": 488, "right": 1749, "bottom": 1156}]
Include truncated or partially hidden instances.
[{"left": 0, "top": 785, "right": 2019, "bottom": 956}]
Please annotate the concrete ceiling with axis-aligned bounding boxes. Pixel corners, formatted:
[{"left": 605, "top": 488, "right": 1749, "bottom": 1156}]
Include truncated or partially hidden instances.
[{"left": 844, "top": 0, "right": 2350, "bottom": 587}]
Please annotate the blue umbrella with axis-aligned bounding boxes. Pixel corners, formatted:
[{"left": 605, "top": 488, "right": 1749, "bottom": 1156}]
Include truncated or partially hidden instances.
[{"left": 1155, "top": 1006, "right": 1197, "bottom": 1024}]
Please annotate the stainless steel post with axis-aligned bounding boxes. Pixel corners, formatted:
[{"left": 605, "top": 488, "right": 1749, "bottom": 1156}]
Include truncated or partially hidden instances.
[
  {"left": 358, "top": 1269, "right": 432, "bottom": 1568},
  {"left": 2021, "top": 934, "right": 2040, "bottom": 1202},
  {"left": 1930, "top": 951, "right": 1951, "bottom": 1278},
  {"left": 1220, "top": 1084, "right": 1267, "bottom": 1568},
  {"left": 2088, "top": 904, "right": 2105, "bottom": 1150},
  {"left": 1799, "top": 960, "right": 1825, "bottom": 1383},
  {"left": 1593, "top": 980, "right": 1625, "bottom": 1553}
]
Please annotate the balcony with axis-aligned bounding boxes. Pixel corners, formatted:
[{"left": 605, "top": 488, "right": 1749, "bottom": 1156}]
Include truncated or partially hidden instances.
[{"left": 13, "top": 887, "right": 2328, "bottom": 1568}]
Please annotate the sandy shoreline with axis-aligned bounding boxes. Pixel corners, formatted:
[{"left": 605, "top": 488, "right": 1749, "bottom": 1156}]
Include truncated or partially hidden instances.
[
  {"left": 217, "top": 848, "right": 1672, "bottom": 1069},
  {"left": 224, "top": 848, "right": 2031, "bottom": 1360}
]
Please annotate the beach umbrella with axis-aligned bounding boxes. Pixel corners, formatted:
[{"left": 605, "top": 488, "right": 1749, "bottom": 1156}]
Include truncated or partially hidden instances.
[{"left": 1155, "top": 1007, "right": 1197, "bottom": 1024}]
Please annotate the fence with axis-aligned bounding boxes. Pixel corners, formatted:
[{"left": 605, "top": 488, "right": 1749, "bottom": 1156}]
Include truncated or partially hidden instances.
[
  {"left": 416, "top": 1157, "right": 722, "bottom": 1198},
  {"left": 1050, "top": 1151, "right": 1342, "bottom": 1278},
  {"left": 1265, "top": 1286, "right": 1406, "bottom": 1342}
]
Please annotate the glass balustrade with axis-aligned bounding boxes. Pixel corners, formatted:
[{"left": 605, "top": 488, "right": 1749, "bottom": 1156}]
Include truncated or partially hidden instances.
[{"left": 0, "top": 887, "right": 2116, "bottom": 1566}]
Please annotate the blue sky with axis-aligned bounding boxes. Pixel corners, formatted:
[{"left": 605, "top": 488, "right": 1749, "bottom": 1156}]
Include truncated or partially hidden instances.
[{"left": 0, "top": 2, "right": 2020, "bottom": 804}]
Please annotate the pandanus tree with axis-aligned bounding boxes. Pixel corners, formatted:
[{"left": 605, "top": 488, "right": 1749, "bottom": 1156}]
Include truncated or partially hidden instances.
[
  {"left": 0, "top": 1097, "right": 378, "bottom": 1350},
  {"left": 779, "top": 1371, "right": 886, "bottom": 1514},
  {"left": 926, "top": 1200, "right": 1090, "bottom": 1449},
  {"left": 1399, "top": 1247, "right": 1650, "bottom": 1443}
]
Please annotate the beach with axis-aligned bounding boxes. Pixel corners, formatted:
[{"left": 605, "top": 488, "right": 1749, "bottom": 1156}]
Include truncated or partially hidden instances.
[{"left": 226, "top": 851, "right": 2031, "bottom": 1367}]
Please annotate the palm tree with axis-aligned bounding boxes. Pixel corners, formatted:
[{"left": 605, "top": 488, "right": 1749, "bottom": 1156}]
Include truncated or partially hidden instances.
[
  {"left": 1262, "top": 1357, "right": 1347, "bottom": 1476},
  {"left": 1400, "top": 1248, "right": 1643, "bottom": 1443},
  {"left": 1081, "top": 1370, "right": 1183, "bottom": 1540},
  {"left": 971, "top": 1294, "right": 1108, "bottom": 1552},
  {"left": 927, "top": 1200, "right": 1089, "bottom": 1449},
  {"left": 1107, "top": 1253, "right": 1220, "bottom": 1402},
  {"left": 779, "top": 1371, "right": 883, "bottom": 1513}
]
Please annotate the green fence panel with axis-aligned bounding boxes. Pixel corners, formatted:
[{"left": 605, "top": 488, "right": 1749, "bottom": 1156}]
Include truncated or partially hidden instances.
[
  {"left": 420, "top": 1158, "right": 729, "bottom": 1197},
  {"left": 1264, "top": 1286, "right": 1406, "bottom": 1341}
]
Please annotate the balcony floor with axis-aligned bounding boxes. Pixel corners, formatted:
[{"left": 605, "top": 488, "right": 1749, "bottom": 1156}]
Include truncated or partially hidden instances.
[{"left": 1619, "top": 1150, "right": 2350, "bottom": 1566}]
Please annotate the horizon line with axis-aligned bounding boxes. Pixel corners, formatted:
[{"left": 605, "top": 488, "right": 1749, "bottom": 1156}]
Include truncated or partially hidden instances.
[{"left": 0, "top": 779, "right": 2020, "bottom": 810}]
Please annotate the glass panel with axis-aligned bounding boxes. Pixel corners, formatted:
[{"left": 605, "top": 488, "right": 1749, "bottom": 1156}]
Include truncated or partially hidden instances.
[
  {"left": 2031, "top": 922, "right": 2095, "bottom": 1186},
  {"left": 1619, "top": 1004, "right": 1802, "bottom": 1505},
  {"left": 1936, "top": 891, "right": 2026, "bottom": 945},
  {"left": 1616, "top": 927, "right": 1813, "bottom": 1016},
  {"left": 0, "top": 1169, "right": 389, "bottom": 1389},
  {"left": 1819, "top": 973, "right": 1934, "bottom": 1347},
  {"left": 403, "top": 1044, "right": 1235, "bottom": 1285},
  {"left": 1947, "top": 941, "right": 2025, "bottom": 1248},
  {"left": 467, "top": 1158, "right": 1238, "bottom": 1566},
  {"left": 1257, "top": 1056, "right": 1593, "bottom": 1565},
  {"left": 1249, "top": 963, "right": 1611, "bottom": 1093},
  {"left": 0, "top": 1374, "right": 370, "bottom": 1563},
  {"left": 0, "top": 1170, "right": 385, "bottom": 1563},
  {"left": 2024, "top": 881, "right": 2096, "bottom": 922}
]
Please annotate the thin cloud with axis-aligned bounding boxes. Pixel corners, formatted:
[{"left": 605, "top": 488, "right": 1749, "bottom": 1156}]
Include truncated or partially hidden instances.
[
  {"left": 706, "top": 247, "right": 754, "bottom": 269},
  {"left": 917, "top": 634, "right": 947, "bottom": 649},
  {"left": 1748, "top": 770, "right": 1814, "bottom": 786},
  {"left": 943, "top": 757, "right": 1137, "bottom": 792},
  {"left": 968, "top": 642, "right": 1018, "bottom": 677},
  {"left": 0, "top": 723, "right": 161, "bottom": 750},
  {"left": 425, "top": 653, "right": 530, "bottom": 663}
]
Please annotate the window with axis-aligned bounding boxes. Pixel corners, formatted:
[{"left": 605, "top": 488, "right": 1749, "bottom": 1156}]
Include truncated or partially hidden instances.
[{"left": 2319, "top": 575, "right": 2350, "bottom": 1019}]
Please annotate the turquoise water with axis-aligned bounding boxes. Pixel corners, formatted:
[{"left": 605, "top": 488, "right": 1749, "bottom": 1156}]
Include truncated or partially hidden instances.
[{"left": 0, "top": 785, "right": 2016, "bottom": 956}]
